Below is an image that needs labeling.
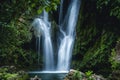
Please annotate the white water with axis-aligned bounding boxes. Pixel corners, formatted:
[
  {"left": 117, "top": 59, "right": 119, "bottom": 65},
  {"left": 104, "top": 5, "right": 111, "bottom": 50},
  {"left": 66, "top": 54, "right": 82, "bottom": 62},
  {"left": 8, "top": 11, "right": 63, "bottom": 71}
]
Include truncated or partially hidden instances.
[
  {"left": 57, "top": 0, "right": 81, "bottom": 71},
  {"left": 32, "top": 11, "right": 54, "bottom": 71},
  {"left": 32, "top": 0, "right": 81, "bottom": 72},
  {"left": 29, "top": 71, "right": 68, "bottom": 74}
]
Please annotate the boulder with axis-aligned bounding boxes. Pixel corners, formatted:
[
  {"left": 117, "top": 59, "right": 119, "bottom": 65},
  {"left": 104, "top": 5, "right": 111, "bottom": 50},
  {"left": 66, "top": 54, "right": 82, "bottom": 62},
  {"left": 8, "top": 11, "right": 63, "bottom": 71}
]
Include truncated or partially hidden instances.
[
  {"left": 108, "top": 70, "right": 120, "bottom": 80},
  {"left": 30, "top": 75, "right": 41, "bottom": 80},
  {"left": 64, "top": 69, "right": 106, "bottom": 80}
]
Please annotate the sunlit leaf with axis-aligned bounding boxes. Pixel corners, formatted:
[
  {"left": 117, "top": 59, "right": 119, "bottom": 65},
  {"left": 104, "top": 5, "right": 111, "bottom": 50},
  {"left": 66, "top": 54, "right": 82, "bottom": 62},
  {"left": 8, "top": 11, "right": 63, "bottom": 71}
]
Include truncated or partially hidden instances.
[
  {"left": 37, "top": 7, "right": 43, "bottom": 14},
  {"left": 31, "top": 3, "right": 35, "bottom": 8}
]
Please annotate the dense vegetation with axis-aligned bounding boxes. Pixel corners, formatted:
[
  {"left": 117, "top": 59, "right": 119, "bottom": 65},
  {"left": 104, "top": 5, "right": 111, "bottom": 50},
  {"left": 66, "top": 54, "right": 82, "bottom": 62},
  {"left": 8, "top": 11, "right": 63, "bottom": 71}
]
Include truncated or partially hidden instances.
[
  {"left": 0, "top": 0, "right": 120, "bottom": 79},
  {"left": 0, "top": 0, "right": 59, "bottom": 68},
  {"left": 72, "top": 0, "right": 120, "bottom": 78}
]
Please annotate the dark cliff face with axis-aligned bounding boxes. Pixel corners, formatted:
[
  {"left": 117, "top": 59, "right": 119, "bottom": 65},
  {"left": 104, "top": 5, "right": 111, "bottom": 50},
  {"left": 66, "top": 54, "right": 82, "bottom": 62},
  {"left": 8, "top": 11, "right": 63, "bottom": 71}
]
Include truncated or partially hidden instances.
[
  {"left": 72, "top": 0, "right": 120, "bottom": 76},
  {"left": 52, "top": 0, "right": 71, "bottom": 24}
]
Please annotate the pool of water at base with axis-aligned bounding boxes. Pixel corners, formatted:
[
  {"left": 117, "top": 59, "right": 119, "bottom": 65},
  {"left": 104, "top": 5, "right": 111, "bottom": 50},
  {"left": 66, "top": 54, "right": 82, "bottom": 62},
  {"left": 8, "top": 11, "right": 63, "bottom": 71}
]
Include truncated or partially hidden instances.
[{"left": 29, "top": 71, "right": 68, "bottom": 80}]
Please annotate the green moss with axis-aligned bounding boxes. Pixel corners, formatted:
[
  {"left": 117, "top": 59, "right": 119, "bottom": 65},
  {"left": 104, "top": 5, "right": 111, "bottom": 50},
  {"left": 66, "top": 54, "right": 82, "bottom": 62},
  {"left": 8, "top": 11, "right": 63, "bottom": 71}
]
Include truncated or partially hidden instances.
[{"left": 0, "top": 67, "right": 29, "bottom": 80}]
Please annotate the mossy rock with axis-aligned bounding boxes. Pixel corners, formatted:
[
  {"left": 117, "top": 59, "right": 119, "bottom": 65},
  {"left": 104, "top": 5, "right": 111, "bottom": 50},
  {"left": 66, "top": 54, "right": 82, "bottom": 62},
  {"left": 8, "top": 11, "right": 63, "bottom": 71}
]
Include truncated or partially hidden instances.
[
  {"left": 0, "top": 72, "right": 29, "bottom": 80},
  {"left": 64, "top": 69, "right": 105, "bottom": 80},
  {"left": 0, "top": 66, "right": 29, "bottom": 80},
  {"left": 108, "top": 70, "right": 120, "bottom": 80}
]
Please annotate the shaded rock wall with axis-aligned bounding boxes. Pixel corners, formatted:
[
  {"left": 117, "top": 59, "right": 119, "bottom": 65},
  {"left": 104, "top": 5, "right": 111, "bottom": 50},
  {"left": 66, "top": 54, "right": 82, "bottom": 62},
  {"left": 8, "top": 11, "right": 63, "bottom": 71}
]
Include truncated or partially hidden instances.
[{"left": 72, "top": 0, "right": 120, "bottom": 77}]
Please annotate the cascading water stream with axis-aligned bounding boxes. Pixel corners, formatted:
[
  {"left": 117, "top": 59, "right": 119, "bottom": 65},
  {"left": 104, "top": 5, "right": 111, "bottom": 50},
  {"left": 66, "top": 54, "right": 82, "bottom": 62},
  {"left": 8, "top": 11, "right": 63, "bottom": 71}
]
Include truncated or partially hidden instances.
[
  {"left": 57, "top": 0, "right": 81, "bottom": 71},
  {"left": 32, "top": 11, "right": 55, "bottom": 71},
  {"left": 31, "top": 0, "right": 81, "bottom": 72}
]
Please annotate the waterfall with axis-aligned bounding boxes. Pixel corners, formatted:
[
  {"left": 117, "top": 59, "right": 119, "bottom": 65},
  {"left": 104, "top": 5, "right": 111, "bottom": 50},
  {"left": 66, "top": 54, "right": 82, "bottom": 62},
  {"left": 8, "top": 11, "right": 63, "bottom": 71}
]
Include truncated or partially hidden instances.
[
  {"left": 57, "top": 0, "right": 81, "bottom": 71},
  {"left": 32, "top": 11, "right": 55, "bottom": 71},
  {"left": 32, "top": 0, "right": 81, "bottom": 72}
]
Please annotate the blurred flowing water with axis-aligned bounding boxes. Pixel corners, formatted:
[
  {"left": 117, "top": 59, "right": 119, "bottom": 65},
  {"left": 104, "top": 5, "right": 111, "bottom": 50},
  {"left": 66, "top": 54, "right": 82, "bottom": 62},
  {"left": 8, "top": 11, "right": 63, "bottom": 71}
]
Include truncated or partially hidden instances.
[
  {"left": 30, "top": 0, "right": 81, "bottom": 79},
  {"left": 32, "top": 10, "right": 54, "bottom": 70},
  {"left": 57, "top": 0, "right": 80, "bottom": 71}
]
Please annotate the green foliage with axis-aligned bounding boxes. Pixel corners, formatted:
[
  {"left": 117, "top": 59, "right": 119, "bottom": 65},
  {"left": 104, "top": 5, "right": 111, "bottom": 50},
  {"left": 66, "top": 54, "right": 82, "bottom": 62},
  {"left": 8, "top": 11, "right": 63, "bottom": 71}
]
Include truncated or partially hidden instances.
[
  {"left": 97, "top": 0, "right": 110, "bottom": 9},
  {"left": 37, "top": 0, "right": 60, "bottom": 14},
  {"left": 109, "top": 49, "right": 120, "bottom": 70},
  {"left": 109, "top": 38, "right": 120, "bottom": 70},
  {"left": 85, "top": 71, "right": 94, "bottom": 80},
  {"left": 97, "top": 0, "right": 120, "bottom": 19},
  {"left": 0, "top": 0, "right": 60, "bottom": 24},
  {"left": 0, "top": 19, "right": 37, "bottom": 68},
  {"left": 72, "top": 71, "right": 83, "bottom": 80},
  {"left": 68, "top": 70, "right": 95, "bottom": 80},
  {"left": 0, "top": 67, "right": 29, "bottom": 80},
  {"left": 110, "top": 6, "right": 120, "bottom": 19},
  {"left": 79, "top": 31, "right": 115, "bottom": 72},
  {"left": 0, "top": 0, "right": 60, "bottom": 68},
  {"left": 85, "top": 71, "right": 93, "bottom": 77},
  {"left": 73, "top": 9, "right": 117, "bottom": 74},
  {"left": 0, "top": 73, "right": 18, "bottom": 80},
  {"left": 4, "top": 73, "right": 18, "bottom": 80},
  {"left": 72, "top": 1, "right": 119, "bottom": 77}
]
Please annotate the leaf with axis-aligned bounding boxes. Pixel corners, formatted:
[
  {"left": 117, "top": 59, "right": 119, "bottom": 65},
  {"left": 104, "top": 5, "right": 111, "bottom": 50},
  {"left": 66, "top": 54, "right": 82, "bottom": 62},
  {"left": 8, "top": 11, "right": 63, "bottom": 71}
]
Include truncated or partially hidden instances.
[
  {"left": 31, "top": 3, "right": 35, "bottom": 8},
  {"left": 37, "top": 7, "right": 43, "bottom": 14},
  {"left": 45, "top": 6, "right": 51, "bottom": 12}
]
